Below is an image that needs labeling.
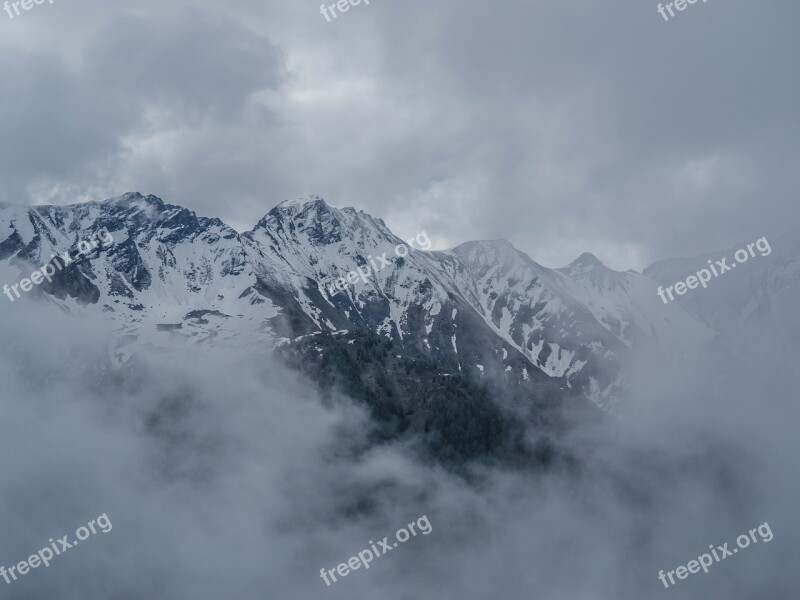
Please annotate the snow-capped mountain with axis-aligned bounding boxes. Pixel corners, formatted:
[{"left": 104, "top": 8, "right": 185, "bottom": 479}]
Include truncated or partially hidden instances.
[
  {"left": 1, "top": 192, "right": 779, "bottom": 410},
  {"left": 645, "top": 229, "right": 800, "bottom": 356},
  {"left": 0, "top": 194, "right": 277, "bottom": 362}
]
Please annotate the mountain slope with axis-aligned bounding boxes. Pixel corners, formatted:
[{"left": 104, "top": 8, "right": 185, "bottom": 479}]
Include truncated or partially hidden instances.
[
  {"left": 0, "top": 193, "right": 747, "bottom": 411},
  {"left": 645, "top": 229, "right": 799, "bottom": 356}
]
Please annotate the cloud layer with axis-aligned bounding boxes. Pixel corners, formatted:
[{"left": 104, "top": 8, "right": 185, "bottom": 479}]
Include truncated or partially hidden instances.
[
  {"left": 0, "top": 296, "right": 797, "bottom": 599},
  {"left": 0, "top": 0, "right": 798, "bottom": 269}
]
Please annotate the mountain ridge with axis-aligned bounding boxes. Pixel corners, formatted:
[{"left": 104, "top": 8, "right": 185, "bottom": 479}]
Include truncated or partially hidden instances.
[{"left": 1, "top": 193, "right": 791, "bottom": 412}]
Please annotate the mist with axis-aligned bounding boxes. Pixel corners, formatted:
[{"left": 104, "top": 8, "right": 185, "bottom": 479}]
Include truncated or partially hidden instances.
[{"left": 0, "top": 295, "right": 797, "bottom": 600}]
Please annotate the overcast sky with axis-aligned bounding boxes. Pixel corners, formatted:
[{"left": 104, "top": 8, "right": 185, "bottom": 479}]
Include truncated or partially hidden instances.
[{"left": 0, "top": 0, "right": 797, "bottom": 270}]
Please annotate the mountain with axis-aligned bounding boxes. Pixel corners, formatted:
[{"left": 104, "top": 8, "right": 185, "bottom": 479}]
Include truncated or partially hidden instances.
[
  {"left": 0, "top": 193, "right": 782, "bottom": 426},
  {"left": 645, "top": 229, "right": 800, "bottom": 356}
]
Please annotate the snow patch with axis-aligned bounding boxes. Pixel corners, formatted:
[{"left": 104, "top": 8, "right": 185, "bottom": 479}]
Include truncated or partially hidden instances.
[{"left": 540, "top": 343, "right": 575, "bottom": 377}]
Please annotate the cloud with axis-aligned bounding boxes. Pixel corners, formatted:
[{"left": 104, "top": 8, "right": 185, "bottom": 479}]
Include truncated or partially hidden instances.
[
  {"left": 0, "top": 295, "right": 797, "bottom": 599},
  {"left": 2, "top": 0, "right": 799, "bottom": 268},
  {"left": 0, "top": 0, "right": 795, "bottom": 269},
  {"left": 1, "top": 4, "right": 798, "bottom": 591}
]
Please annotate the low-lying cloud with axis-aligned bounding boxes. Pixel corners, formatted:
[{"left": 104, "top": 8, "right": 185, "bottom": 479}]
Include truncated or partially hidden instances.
[{"left": 0, "top": 298, "right": 796, "bottom": 599}]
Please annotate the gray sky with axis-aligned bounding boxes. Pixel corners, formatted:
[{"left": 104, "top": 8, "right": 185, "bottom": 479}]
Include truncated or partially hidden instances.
[{"left": 1, "top": 0, "right": 798, "bottom": 270}]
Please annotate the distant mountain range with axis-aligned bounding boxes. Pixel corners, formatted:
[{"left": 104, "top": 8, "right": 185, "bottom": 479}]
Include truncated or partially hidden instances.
[{"left": 1, "top": 193, "right": 795, "bottom": 431}]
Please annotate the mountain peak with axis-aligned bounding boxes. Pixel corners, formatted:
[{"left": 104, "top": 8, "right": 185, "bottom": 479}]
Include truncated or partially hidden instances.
[
  {"left": 257, "top": 195, "right": 335, "bottom": 226},
  {"left": 106, "top": 192, "right": 166, "bottom": 211},
  {"left": 455, "top": 239, "right": 517, "bottom": 254},
  {"left": 453, "top": 239, "right": 554, "bottom": 279},
  {"left": 569, "top": 252, "right": 606, "bottom": 269},
  {"left": 272, "top": 195, "right": 329, "bottom": 213}
]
